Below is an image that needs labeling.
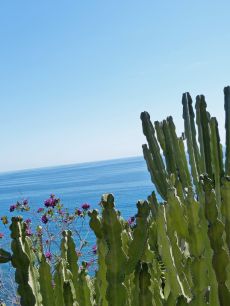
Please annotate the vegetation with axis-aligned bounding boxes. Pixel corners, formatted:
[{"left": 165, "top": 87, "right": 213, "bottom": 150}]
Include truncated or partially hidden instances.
[{"left": 1, "top": 87, "right": 230, "bottom": 305}]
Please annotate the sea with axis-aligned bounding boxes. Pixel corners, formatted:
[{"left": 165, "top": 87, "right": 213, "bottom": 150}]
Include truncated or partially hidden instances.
[
  {"left": 0, "top": 156, "right": 154, "bottom": 301},
  {"left": 0, "top": 156, "right": 153, "bottom": 215},
  {"left": 0, "top": 156, "right": 154, "bottom": 251}
]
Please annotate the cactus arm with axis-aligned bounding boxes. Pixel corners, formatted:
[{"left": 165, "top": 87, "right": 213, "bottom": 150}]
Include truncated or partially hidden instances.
[
  {"left": 38, "top": 254, "right": 55, "bottom": 306},
  {"left": 224, "top": 86, "right": 230, "bottom": 174},
  {"left": 89, "top": 210, "right": 103, "bottom": 239},
  {"left": 167, "top": 117, "right": 191, "bottom": 188},
  {"left": 148, "top": 220, "right": 166, "bottom": 298},
  {"left": 63, "top": 281, "right": 76, "bottom": 306},
  {"left": 131, "top": 263, "right": 141, "bottom": 306},
  {"left": 0, "top": 249, "right": 11, "bottom": 263},
  {"left": 60, "top": 230, "right": 83, "bottom": 305},
  {"left": 185, "top": 188, "right": 219, "bottom": 306},
  {"left": 221, "top": 177, "right": 230, "bottom": 252},
  {"left": 202, "top": 175, "right": 230, "bottom": 305},
  {"left": 139, "top": 263, "right": 153, "bottom": 306},
  {"left": 162, "top": 119, "right": 177, "bottom": 174},
  {"left": 143, "top": 242, "right": 164, "bottom": 305},
  {"left": 94, "top": 240, "right": 108, "bottom": 306},
  {"left": 195, "top": 95, "right": 212, "bottom": 179},
  {"left": 182, "top": 93, "right": 201, "bottom": 191},
  {"left": 24, "top": 237, "right": 43, "bottom": 305},
  {"left": 163, "top": 190, "right": 193, "bottom": 301},
  {"left": 125, "top": 200, "right": 150, "bottom": 274},
  {"left": 154, "top": 120, "right": 166, "bottom": 152},
  {"left": 89, "top": 210, "right": 108, "bottom": 306},
  {"left": 78, "top": 267, "right": 94, "bottom": 306},
  {"left": 141, "top": 112, "right": 167, "bottom": 175},
  {"left": 53, "top": 260, "right": 65, "bottom": 306},
  {"left": 10, "top": 217, "right": 36, "bottom": 306},
  {"left": 142, "top": 144, "right": 168, "bottom": 199},
  {"left": 100, "top": 194, "right": 128, "bottom": 306},
  {"left": 156, "top": 205, "right": 182, "bottom": 302},
  {"left": 210, "top": 117, "right": 224, "bottom": 210},
  {"left": 141, "top": 111, "right": 169, "bottom": 199}
]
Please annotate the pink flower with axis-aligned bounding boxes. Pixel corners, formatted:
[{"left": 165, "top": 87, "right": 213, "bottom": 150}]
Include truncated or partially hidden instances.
[
  {"left": 76, "top": 209, "right": 83, "bottom": 216},
  {"left": 81, "top": 203, "right": 90, "bottom": 210},
  {"left": 37, "top": 208, "right": 44, "bottom": 213},
  {"left": 45, "top": 251, "right": 52, "bottom": 261},
  {"left": 0, "top": 233, "right": 4, "bottom": 239},
  {"left": 41, "top": 214, "right": 48, "bottom": 224},
  {"left": 23, "top": 199, "right": 28, "bottom": 205},
  {"left": 10, "top": 205, "right": 16, "bottom": 212},
  {"left": 128, "top": 216, "right": 135, "bottom": 225}
]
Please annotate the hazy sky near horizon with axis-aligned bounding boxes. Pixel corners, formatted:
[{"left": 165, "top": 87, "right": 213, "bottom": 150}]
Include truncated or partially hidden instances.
[{"left": 0, "top": 1, "right": 230, "bottom": 172}]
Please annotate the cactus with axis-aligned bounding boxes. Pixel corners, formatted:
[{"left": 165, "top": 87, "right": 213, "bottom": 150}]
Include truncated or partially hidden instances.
[
  {"left": 141, "top": 86, "right": 230, "bottom": 305},
  {"left": 1, "top": 87, "right": 230, "bottom": 305}
]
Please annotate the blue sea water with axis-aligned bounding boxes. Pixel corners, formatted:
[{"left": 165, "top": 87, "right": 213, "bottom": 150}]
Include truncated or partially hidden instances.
[
  {"left": 0, "top": 156, "right": 154, "bottom": 301},
  {"left": 0, "top": 156, "right": 153, "bottom": 216},
  {"left": 0, "top": 156, "right": 154, "bottom": 249}
]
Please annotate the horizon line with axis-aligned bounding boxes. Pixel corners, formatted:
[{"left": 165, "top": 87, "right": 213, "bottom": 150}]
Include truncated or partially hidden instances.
[{"left": 0, "top": 155, "right": 144, "bottom": 176}]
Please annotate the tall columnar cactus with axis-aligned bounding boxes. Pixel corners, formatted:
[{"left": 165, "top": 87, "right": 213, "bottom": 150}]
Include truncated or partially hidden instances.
[
  {"left": 10, "top": 216, "right": 42, "bottom": 306},
  {"left": 89, "top": 194, "right": 152, "bottom": 306},
  {"left": 141, "top": 86, "right": 230, "bottom": 305}
]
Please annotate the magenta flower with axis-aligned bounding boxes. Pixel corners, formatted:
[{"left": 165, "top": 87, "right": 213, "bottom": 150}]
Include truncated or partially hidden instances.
[
  {"left": 41, "top": 214, "right": 48, "bottom": 224},
  {"left": 76, "top": 209, "right": 83, "bottom": 216},
  {"left": 23, "top": 199, "right": 28, "bottom": 205},
  {"left": 37, "top": 208, "right": 44, "bottom": 213},
  {"left": 128, "top": 216, "right": 135, "bottom": 225},
  {"left": 81, "top": 203, "right": 90, "bottom": 210},
  {"left": 45, "top": 251, "right": 52, "bottom": 261},
  {"left": 25, "top": 218, "right": 32, "bottom": 224},
  {"left": 44, "top": 197, "right": 58, "bottom": 208},
  {"left": 44, "top": 198, "right": 52, "bottom": 207},
  {"left": 10, "top": 205, "right": 16, "bottom": 212}
]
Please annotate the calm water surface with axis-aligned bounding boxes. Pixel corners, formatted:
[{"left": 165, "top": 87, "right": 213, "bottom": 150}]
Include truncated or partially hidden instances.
[
  {"left": 0, "top": 156, "right": 153, "bottom": 218},
  {"left": 0, "top": 156, "right": 154, "bottom": 248},
  {"left": 0, "top": 156, "right": 154, "bottom": 300}
]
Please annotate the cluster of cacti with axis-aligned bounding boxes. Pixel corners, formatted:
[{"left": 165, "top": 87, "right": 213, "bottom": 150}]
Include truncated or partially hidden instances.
[
  {"left": 0, "top": 195, "right": 153, "bottom": 306},
  {"left": 0, "top": 87, "right": 230, "bottom": 306},
  {"left": 140, "top": 86, "right": 230, "bottom": 305}
]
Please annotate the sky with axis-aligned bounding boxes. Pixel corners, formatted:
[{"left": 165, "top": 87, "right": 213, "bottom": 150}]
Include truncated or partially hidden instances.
[{"left": 0, "top": 1, "right": 230, "bottom": 172}]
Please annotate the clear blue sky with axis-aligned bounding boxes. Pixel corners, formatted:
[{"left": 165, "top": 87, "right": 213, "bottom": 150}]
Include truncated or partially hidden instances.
[{"left": 0, "top": 1, "right": 229, "bottom": 172}]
